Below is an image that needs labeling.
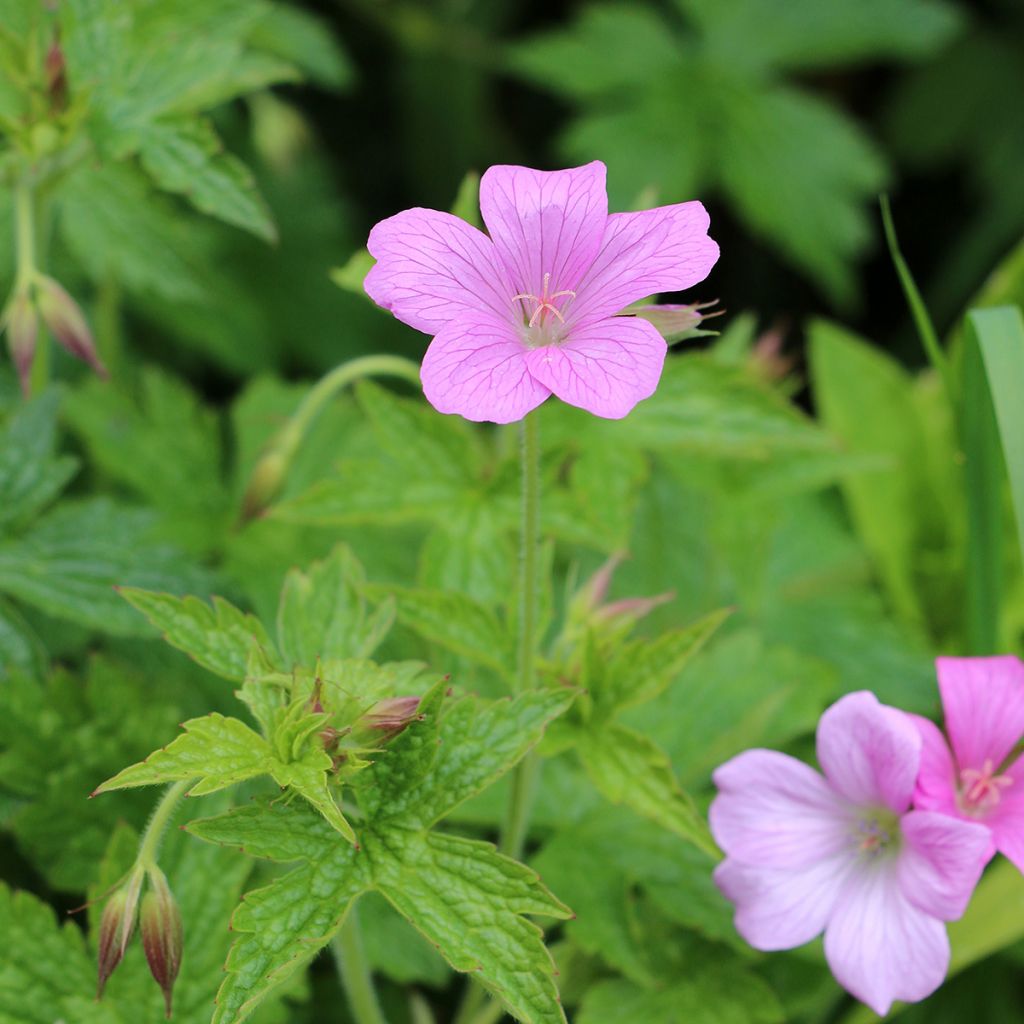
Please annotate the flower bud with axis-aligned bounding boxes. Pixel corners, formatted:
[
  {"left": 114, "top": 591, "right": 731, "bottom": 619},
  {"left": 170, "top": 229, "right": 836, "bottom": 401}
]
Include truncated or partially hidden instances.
[
  {"left": 140, "top": 868, "right": 183, "bottom": 1019},
  {"left": 45, "top": 39, "right": 68, "bottom": 111},
  {"left": 2, "top": 290, "right": 38, "bottom": 396},
  {"left": 240, "top": 448, "right": 289, "bottom": 521},
  {"left": 360, "top": 696, "right": 422, "bottom": 740},
  {"left": 34, "top": 275, "right": 107, "bottom": 378},
  {"left": 97, "top": 867, "right": 144, "bottom": 998},
  {"left": 632, "top": 300, "right": 721, "bottom": 339}
]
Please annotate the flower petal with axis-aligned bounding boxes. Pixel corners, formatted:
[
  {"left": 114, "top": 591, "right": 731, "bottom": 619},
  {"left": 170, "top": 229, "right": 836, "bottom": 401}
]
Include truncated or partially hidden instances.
[
  {"left": 985, "top": 773, "right": 1024, "bottom": 872},
  {"left": 714, "top": 854, "right": 850, "bottom": 951},
  {"left": 420, "top": 315, "right": 550, "bottom": 424},
  {"left": 569, "top": 202, "right": 719, "bottom": 327},
  {"left": 523, "top": 315, "right": 666, "bottom": 419},
  {"left": 824, "top": 864, "right": 949, "bottom": 1016},
  {"left": 365, "top": 208, "right": 514, "bottom": 333},
  {"left": 909, "top": 713, "right": 960, "bottom": 818},
  {"left": 897, "top": 810, "right": 990, "bottom": 920},
  {"left": 478, "top": 161, "right": 608, "bottom": 298},
  {"left": 710, "top": 749, "right": 853, "bottom": 869},
  {"left": 937, "top": 655, "right": 1024, "bottom": 773},
  {"left": 817, "top": 691, "right": 921, "bottom": 813}
]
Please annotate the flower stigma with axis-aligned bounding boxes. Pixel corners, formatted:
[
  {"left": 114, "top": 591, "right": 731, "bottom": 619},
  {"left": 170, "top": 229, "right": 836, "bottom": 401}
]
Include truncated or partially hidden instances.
[
  {"left": 959, "top": 758, "right": 1013, "bottom": 814},
  {"left": 512, "top": 272, "right": 576, "bottom": 347}
]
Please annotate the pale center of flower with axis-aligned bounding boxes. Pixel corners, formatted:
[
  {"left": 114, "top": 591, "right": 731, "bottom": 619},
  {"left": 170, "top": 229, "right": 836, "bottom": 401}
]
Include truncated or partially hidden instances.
[
  {"left": 959, "top": 758, "right": 1013, "bottom": 813},
  {"left": 854, "top": 811, "right": 899, "bottom": 859},
  {"left": 512, "top": 272, "right": 575, "bottom": 347}
]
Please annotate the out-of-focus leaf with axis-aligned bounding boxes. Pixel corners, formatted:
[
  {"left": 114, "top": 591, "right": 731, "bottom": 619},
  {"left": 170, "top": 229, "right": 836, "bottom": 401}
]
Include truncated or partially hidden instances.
[{"left": 247, "top": 6, "right": 352, "bottom": 89}]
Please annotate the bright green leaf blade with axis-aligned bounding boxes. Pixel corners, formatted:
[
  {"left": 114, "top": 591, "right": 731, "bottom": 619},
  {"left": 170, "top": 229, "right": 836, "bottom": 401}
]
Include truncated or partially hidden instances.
[
  {"left": 967, "top": 306, "right": 1024, "bottom": 568},
  {"left": 276, "top": 545, "right": 394, "bottom": 667},
  {"left": 270, "top": 759, "right": 355, "bottom": 844},
  {"left": 247, "top": 5, "right": 352, "bottom": 89},
  {"left": 808, "top": 319, "right": 927, "bottom": 625},
  {"left": 138, "top": 118, "right": 277, "bottom": 241},
  {"left": 118, "top": 589, "right": 275, "bottom": 681},
  {"left": 94, "top": 712, "right": 270, "bottom": 794},
  {"left": 577, "top": 723, "right": 717, "bottom": 856},
  {"left": 376, "top": 830, "right": 570, "bottom": 1024}
]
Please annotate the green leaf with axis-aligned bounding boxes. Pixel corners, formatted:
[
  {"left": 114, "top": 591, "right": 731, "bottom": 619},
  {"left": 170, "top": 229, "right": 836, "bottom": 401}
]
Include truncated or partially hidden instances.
[
  {"left": 359, "top": 891, "right": 449, "bottom": 986},
  {"left": 247, "top": 6, "right": 352, "bottom": 90},
  {"left": 276, "top": 545, "right": 394, "bottom": 667},
  {"left": 576, "top": 724, "right": 716, "bottom": 856},
  {"left": 188, "top": 685, "right": 574, "bottom": 1023},
  {"left": 0, "top": 499, "right": 217, "bottom": 635},
  {"left": 808, "top": 319, "right": 927, "bottom": 625},
  {"left": 0, "top": 389, "right": 78, "bottom": 533},
  {"left": 0, "top": 597, "right": 46, "bottom": 678},
  {"left": 118, "top": 588, "right": 275, "bottom": 681},
  {"left": 330, "top": 250, "right": 375, "bottom": 298},
  {"left": 138, "top": 118, "right": 276, "bottom": 241}
]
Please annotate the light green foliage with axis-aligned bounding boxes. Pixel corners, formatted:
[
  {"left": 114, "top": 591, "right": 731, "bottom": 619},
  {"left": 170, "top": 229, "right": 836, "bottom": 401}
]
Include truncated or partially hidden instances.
[
  {"left": 188, "top": 682, "right": 574, "bottom": 1024},
  {"left": 511, "top": 0, "right": 959, "bottom": 300},
  {"left": 0, "top": 656, "right": 182, "bottom": 890}
]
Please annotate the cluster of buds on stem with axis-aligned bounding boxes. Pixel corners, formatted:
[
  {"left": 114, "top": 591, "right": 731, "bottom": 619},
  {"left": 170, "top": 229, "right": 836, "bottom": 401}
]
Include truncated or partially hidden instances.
[
  {"left": 97, "top": 864, "right": 183, "bottom": 1018},
  {"left": 1, "top": 273, "right": 106, "bottom": 395}
]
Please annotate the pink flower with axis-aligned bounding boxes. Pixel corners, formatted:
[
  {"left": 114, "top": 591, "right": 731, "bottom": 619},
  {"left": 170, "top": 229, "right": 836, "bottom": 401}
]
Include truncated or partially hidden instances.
[
  {"left": 365, "top": 161, "right": 718, "bottom": 423},
  {"left": 710, "top": 691, "right": 990, "bottom": 1016},
  {"left": 911, "top": 656, "right": 1024, "bottom": 871}
]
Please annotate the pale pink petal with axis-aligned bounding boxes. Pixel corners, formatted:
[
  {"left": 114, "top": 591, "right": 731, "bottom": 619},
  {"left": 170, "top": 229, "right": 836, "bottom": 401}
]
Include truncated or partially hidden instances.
[
  {"left": 523, "top": 315, "right": 666, "bottom": 419},
  {"left": 714, "top": 854, "right": 851, "bottom": 951},
  {"left": 817, "top": 691, "right": 921, "bottom": 813},
  {"left": 365, "top": 208, "right": 515, "bottom": 333},
  {"left": 478, "top": 161, "right": 608, "bottom": 299},
  {"left": 897, "top": 811, "right": 990, "bottom": 920},
  {"left": 568, "top": 202, "right": 719, "bottom": 327},
  {"left": 824, "top": 864, "right": 950, "bottom": 1016},
  {"left": 937, "top": 655, "right": 1024, "bottom": 772},
  {"left": 710, "top": 749, "right": 853, "bottom": 869},
  {"left": 909, "top": 713, "right": 960, "bottom": 818},
  {"left": 420, "top": 315, "right": 549, "bottom": 424}
]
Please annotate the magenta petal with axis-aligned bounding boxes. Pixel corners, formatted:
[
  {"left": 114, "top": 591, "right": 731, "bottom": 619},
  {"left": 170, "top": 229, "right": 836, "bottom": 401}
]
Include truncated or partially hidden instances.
[
  {"left": 897, "top": 811, "right": 990, "bottom": 920},
  {"left": 710, "top": 750, "right": 853, "bottom": 869},
  {"left": 824, "top": 864, "right": 950, "bottom": 1016},
  {"left": 937, "top": 655, "right": 1024, "bottom": 773},
  {"left": 985, "top": 781, "right": 1024, "bottom": 873},
  {"left": 817, "top": 691, "right": 921, "bottom": 813},
  {"left": 365, "top": 208, "right": 514, "bottom": 333},
  {"left": 420, "top": 315, "right": 549, "bottom": 424},
  {"left": 714, "top": 854, "right": 850, "bottom": 951},
  {"left": 910, "top": 713, "right": 960, "bottom": 818},
  {"left": 523, "top": 315, "right": 666, "bottom": 419},
  {"left": 569, "top": 202, "right": 719, "bottom": 327},
  {"left": 478, "top": 161, "right": 608, "bottom": 298}
]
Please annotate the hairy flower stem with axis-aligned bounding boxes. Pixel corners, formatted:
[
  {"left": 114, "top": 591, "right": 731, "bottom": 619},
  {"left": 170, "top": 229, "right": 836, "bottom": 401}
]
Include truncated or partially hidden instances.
[
  {"left": 137, "top": 780, "right": 190, "bottom": 870},
  {"left": 501, "top": 410, "right": 542, "bottom": 860},
  {"left": 12, "top": 181, "right": 48, "bottom": 395},
  {"left": 332, "top": 904, "right": 387, "bottom": 1024},
  {"left": 240, "top": 353, "right": 422, "bottom": 521}
]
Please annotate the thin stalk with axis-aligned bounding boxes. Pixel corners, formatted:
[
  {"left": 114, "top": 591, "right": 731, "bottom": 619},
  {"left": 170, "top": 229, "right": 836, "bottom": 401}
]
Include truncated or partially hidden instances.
[
  {"left": 332, "top": 904, "right": 387, "bottom": 1024},
  {"left": 240, "top": 353, "right": 422, "bottom": 520},
  {"left": 879, "top": 195, "right": 955, "bottom": 407},
  {"left": 136, "top": 780, "right": 190, "bottom": 870},
  {"left": 14, "top": 182, "right": 35, "bottom": 288}
]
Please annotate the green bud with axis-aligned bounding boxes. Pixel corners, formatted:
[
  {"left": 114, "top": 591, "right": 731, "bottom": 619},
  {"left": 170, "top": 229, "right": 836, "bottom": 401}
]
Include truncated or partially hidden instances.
[
  {"left": 140, "top": 868, "right": 183, "bottom": 1019},
  {"left": 97, "top": 866, "right": 144, "bottom": 998},
  {"left": 240, "top": 448, "right": 289, "bottom": 522},
  {"left": 34, "top": 274, "right": 107, "bottom": 378},
  {"left": 1, "top": 290, "right": 38, "bottom": 396}
]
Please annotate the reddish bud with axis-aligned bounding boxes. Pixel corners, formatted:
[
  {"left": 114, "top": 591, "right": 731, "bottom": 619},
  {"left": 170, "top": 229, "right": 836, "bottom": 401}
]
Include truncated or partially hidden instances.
[
  {"left": 140, "top": 869, "right": 183, "bottom": 1019},
  {"left": 751, "top": 326, "right": 795, "bottom": 382},
  {"left": 632, "top": 300, "right": 722, "bottom": 339},
  {"left": 2, "top": 291, "right": 38, "bottom": 396},
  {"left": 361, "top": 696, "right": 422, "bottom": 739},
  {"left": 45, "top": 39, "right": 68, "bottom": 110},
  {"left": 97, "top": 867, "right": 144, "bottom": 998},
  {"left": 34, "top": 275, "right": 107, "bottom": 378}
]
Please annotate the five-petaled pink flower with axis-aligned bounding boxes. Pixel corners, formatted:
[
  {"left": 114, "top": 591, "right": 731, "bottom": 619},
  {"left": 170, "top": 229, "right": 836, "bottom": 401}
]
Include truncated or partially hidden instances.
[
  {"left": 710, "top": 691, "right": 989, "bottom": 1016},
  {"left": 912, "top": 656, "right": 1024, "bottom": 872},
  {"left": 364, "top": 161, "right": 718, "bottom": 423}
]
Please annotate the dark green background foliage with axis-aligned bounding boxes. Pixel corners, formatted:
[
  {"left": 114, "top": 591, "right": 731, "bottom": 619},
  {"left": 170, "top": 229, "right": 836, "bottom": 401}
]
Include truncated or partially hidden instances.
[{"left": 2, "top": 1, "right": 1024, "bottom": 1024}]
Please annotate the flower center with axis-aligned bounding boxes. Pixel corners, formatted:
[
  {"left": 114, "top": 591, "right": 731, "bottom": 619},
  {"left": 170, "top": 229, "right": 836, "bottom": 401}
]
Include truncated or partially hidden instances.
[
  {"left": 854, "top": 811, "right": 899, "bottom": 859},
  {"left": 959, "top": 758, "right": 1013, "bottom": 813},
  {"left": 512, "top": 272, "right": 575, "bottom": 345}
]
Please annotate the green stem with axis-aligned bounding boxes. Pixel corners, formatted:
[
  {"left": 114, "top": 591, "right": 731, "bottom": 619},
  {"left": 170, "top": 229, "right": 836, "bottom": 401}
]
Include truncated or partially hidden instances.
[
  {"left": 240, "top": 353, "right": 422, "bottom": 520},
  {"left": 136, "top": 780, "right": 190, "bottom": 870},
  {"left": 14, "top": 182, "right": 35, "bottom": 288},
  {"left": 500, "top": 410, "right": 542, "bottom": 861},
  {"left": 332, "top": 904, "right": 387, "bottom": 1024}
]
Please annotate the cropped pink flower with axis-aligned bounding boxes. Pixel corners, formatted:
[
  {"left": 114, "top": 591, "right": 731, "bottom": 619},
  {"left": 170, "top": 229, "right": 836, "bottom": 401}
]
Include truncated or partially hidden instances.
[
  {"left": 711, "top": 691, "right": 989, "bottom": 1016},
  {"left": 365, "top": 161, "right": 718, "bottom": 423},
  {"left": 911, "top": 656, "right": 1024, "bottom": 871}
]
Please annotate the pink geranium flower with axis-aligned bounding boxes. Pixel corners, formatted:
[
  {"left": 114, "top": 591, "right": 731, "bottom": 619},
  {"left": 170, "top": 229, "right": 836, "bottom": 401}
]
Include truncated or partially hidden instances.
[
  {"left": 364, "top": 161, "right": 718, "bottom": 423},
  {"left": 912, "top": 656, "right": 1024, "bottom": 871},
  {"left": 710, "top": 691, "right": 990, "bottom": 1016}
]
